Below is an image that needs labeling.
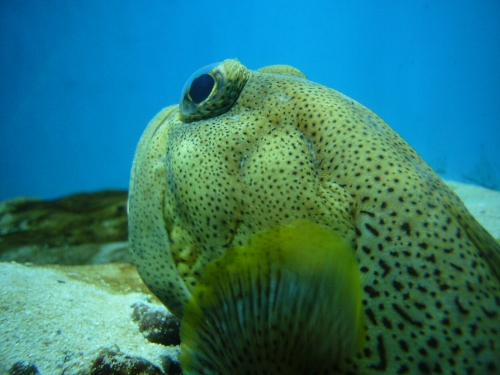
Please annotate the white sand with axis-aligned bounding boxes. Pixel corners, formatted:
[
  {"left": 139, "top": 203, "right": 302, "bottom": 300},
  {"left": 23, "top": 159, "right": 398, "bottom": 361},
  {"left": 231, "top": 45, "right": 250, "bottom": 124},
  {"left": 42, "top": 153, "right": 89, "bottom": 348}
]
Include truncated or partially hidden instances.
[
  {"left": 0, "top": 263, "right": 178, "bottom": 375},
  {"left": 446, "top": 180, "right": 500, "bottom": 238}
]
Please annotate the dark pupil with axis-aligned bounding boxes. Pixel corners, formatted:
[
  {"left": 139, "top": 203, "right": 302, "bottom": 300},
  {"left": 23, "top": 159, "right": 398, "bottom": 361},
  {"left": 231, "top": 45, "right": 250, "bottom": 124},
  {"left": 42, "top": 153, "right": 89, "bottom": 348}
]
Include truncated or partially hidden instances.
[{"left": 189, "top": 74, "right": 215, "bottom": 104}]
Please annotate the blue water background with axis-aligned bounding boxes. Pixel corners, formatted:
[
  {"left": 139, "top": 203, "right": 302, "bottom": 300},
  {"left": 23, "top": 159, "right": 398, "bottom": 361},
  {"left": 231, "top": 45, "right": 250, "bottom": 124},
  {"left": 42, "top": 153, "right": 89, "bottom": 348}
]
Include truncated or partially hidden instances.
[{"left": 1, "top": 1, "right": 499, "bottom": 201}]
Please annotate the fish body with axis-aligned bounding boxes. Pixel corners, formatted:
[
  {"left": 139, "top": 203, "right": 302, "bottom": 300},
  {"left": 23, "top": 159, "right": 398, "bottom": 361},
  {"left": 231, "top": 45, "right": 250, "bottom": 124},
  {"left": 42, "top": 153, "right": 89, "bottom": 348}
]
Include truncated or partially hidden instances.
[{"left": 128, "top": 59, "right": 500, "bottom": 374}]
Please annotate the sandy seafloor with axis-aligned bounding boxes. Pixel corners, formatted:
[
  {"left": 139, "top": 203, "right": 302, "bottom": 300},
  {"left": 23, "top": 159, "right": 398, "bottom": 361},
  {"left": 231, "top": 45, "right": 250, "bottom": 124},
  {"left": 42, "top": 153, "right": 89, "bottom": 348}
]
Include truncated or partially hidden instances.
[
  {"left": 0, "top": 262, "right": 180, "bottom": 374},
  {"left": 0, "top": 180, "right": 499, "bottom": 375}
]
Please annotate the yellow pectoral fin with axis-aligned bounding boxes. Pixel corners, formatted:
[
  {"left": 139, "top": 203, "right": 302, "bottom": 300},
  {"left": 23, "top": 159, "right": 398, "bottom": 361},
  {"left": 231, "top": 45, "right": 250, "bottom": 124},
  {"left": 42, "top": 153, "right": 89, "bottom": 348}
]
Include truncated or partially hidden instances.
[{"left": 180, "top": 220, "right": 364, "bottom": 375}]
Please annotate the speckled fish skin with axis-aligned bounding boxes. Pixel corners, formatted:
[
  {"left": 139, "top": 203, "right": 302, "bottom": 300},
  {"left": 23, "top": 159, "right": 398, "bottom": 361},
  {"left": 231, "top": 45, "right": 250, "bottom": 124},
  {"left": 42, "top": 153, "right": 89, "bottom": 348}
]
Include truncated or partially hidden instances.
[{"left": 128, "top": 59, "right": 500, "bottom": 374}]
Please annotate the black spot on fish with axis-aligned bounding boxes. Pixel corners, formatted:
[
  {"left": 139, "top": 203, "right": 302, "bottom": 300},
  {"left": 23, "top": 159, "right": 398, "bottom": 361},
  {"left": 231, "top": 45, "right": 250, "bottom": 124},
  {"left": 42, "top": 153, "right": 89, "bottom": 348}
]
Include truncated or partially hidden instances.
[
  {"left": 472, "top": 344, "right": 485, "bottom": 354},
  {"left": 424, "top": 254, "right": 436, "bottom": 263},
  {"left": 455, "top": 297, "right": 470, "bottom": 315},
  {"left": 400, "top": 222, "right": 411, "bottom": 235},
  {"left": 378, "top": 259, "right": 391, "bottom": 277},
  {"left": 365, "top": 308, "right": 377, "bottom": 325},
  {"left": 449, "top": 262, "right": 464, "bottom": 272},
  {"left": 398, "top": 339, "right": 409, "bottom": 352},
  {"left": 426, "top": 337, "right": 438, "bottom": 348},
  {"left": 381, "top": 317, "right": 392, "bottom": 329},
  {"left": 396, "top": 364, "right": 410, "bottom": 374},
  {"left": 393, "top": 280, "right": 404, "bottom": 292},
  {"left": 407, "top": 266, "right": 419, "bottom": 277},
  {"left": 439, "top": 283, "right": 450, "bottom": 291},
  {"left": 418, "top": 242, "right": 429, "bottom": 250},
  {"left": 369, "top": 334, "right": 387, "bottom": 371},
  {"left": 392, "top": 303, "right": 423, "bottom": 327},
  {"left": 481, "top": 306, "right": 498, "bottom": 319},
  {"left": 418, "top": 362, "right": 431, "bottom": 374},
  {"left": 364, "top": 285, "right": 381, "bottom": 298},
  {"left": 365, "top": 223, "right": 379, "bottom": 236}
]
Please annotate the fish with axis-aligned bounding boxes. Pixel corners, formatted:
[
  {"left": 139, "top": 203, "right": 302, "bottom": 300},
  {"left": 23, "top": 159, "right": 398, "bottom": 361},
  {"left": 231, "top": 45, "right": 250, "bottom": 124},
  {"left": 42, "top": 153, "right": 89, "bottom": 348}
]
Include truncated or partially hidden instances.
[{"left": 128, "top": 59, "right": 500, "bottom": 374}]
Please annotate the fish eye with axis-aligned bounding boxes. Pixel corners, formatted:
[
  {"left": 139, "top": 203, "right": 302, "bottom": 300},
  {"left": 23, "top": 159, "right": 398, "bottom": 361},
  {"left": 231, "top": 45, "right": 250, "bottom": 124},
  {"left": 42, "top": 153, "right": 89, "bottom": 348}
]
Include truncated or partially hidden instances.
[
  {"left": 179, "top": 62, "right": 222, "bottom": 122},
  {"left": 189, "top": 73, "right": 215, "bottom": 104},
  {"left": 179, "top": 59, "right": 250, "bottom": 122}
]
